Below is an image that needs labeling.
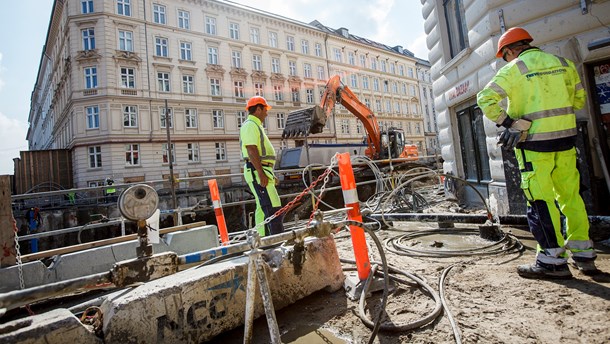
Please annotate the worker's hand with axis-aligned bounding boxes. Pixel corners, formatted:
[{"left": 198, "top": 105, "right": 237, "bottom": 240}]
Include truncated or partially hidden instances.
[
  {"left": 275, "top": 176, "right": 280, "bottom": 186},
  {"left": 258, "top": 173, "right": 269, "bottom": 188},
  {"left": 499, "top": 128, "right": 528, "bottom": 149}
]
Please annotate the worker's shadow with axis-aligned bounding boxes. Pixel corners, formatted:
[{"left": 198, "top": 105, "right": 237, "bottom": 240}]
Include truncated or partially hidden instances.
[{"left": 552, "top": 272, "right": 610, "bottom": 301}]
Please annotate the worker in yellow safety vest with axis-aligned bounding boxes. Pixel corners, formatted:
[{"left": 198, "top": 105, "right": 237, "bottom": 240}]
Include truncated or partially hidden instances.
[
  {"left": 477, "top": 27, "right": 598, "bottom": 279},
  {"left": 240, "top": 96, "right": 284, "bottom": 236}
]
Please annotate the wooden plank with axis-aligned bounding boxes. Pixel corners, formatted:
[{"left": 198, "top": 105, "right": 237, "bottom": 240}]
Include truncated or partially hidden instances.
[
  {"left": 0, "top": 175, "right": 16, "bottom": 267},
  {"left": 19, "top": 221, "right": 207, "bottom": 263}
]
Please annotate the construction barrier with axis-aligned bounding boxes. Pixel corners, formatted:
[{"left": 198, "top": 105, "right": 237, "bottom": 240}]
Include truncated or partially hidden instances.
[
  {"left": 337, "top": 152, "right": 371, "bottom": 280},
  {"left": 208, "top": 179, "right": 230, "bottom": 245}
]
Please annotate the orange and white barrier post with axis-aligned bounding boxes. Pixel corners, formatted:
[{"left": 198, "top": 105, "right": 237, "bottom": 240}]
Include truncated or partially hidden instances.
[
  {"left": 208, "top": 179, "right": 230, "bottom": 245},
  {"left": 337, "top": 152, "right": 371, "bottom": 280}
]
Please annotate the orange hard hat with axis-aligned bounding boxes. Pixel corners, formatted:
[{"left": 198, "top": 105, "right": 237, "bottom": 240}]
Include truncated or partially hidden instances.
[
  {"left": 245, "top": 96, "right": 271, "bottom": 111},
  {"left": 496, "top": 27, "right": 533, "bottom": 58}
]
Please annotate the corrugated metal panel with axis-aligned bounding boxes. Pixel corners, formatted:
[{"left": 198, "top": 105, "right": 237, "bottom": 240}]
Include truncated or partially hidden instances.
[{"left": 13, "top": 150, "right": 73, "bottom": 194}]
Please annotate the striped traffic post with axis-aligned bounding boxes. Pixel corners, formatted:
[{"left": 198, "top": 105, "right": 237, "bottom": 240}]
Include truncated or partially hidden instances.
[
  {"left": 337, "top": 152, "right": 371, "bottom": 280},
  {"left": 208, "top": 179, "right": 230, "bottom": 245}
]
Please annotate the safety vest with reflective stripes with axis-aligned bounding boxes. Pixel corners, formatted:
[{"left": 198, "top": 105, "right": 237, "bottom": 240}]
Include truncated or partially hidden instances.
[
  {"left": 239, "top": 115, "right": 276, "bottom": 164},
  {"left": 477, "top": 48, "right": 586, "bottom": 145}
]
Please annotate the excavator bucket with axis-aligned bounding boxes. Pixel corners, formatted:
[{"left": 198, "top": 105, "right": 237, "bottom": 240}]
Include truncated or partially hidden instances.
[{"left": 282, "top": 105, "right": 327, "bottom": 138}]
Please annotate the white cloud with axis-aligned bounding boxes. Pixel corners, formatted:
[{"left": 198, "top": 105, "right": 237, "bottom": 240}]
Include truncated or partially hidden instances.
[
  {"left": 408, "top": 33, "right": 430, "bottom": 60},
  {"left": 0, "top": 111, "right": 28, "bottom": 175}
]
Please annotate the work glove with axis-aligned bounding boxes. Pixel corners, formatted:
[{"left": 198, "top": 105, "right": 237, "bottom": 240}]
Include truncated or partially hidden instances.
[{"left": 498, "top": 119, "right": 531, "bottom": 149}]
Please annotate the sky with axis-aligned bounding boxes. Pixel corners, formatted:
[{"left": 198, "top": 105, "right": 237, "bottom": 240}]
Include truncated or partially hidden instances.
[{"left": 0, "top": 0, "right": 427, "bottom": 176}]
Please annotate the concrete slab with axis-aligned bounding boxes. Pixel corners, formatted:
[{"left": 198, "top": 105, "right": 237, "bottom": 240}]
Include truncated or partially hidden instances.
[{"left": 102, "top": 236, "right": 344, "bottom": 343}]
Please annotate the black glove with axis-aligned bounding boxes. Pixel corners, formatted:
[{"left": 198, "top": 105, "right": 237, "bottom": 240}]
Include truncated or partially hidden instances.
[{"left": 498, "top": 119, "right": 531, "bottom": 149}]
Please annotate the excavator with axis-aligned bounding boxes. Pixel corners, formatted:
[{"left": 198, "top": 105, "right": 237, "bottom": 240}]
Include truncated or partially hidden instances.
[{"left": 280, "top": 75, "right": 419, "bottom": 166}]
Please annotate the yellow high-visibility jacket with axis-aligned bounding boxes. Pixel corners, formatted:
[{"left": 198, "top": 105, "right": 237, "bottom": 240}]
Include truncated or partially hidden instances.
[{"left": 477, "top": 48, "right": 586, "bottom": 151}]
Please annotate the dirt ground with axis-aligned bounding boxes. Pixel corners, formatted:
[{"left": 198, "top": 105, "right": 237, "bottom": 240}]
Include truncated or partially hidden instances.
[{"left": 212, "top": 221, "right": 610, "bottom": 344}]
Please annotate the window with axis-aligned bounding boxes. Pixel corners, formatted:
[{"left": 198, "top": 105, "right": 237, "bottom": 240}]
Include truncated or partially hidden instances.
[
  {"left": 392, "top": 82, "right": 398, "bottom": 93},
  {"left": 411, "top": 103, "right": 418, "bottom": 114},
  {"left": 306, "top": 89, "right": 314, "bottom": 103},
  {"left": 234, "top": 81, "right": 244, "bottom": 98},
  {"left": 237, "top": 111, "right": 247, "bottom": 127},
  {"left": 288, "top": 60, "right": 297, "bottom": 76},
  {"left": 394, "top": 102, "right": 400, "bottom": 113},
  {"left": 84, "top": 67, "right": 97, "bottom": 89},
  {"left": 178, "top": 10, "right": 190, "bottom": 29},
  {"left": 123, "top": 105, "right": 138, "bottom": 127},
  {"left": 210, "top": 78, "right": 221, "bottom": 96},
  {"left": 273, "top": 85, "right": 283, "bottom": 101},
  {"left": 457, "top": 105, "right": 490, "bottom": 182},
  {"left": 81, "top": 0, "right": 93, "bottom": 13},
  {"left": 373, "top": 78, "right": 379, "bottom": 91},
  {"left": 88, "top": 146, "right": 102, "bottom": 168},
  {"left": 423, "top": 88, "right": 427, "bottom": 99},
  {"left": 213, "top": 110, "right": 224, "bottom": 128},
  {"left": 276, "top": 113, "right": 285, "bottom": 129},
  {"left": 180, "top": 42, "right": 192, "bottom": 61},
  {"left": 399, "top": 65, "right": 405, "bottom": 76},
  {"left": 82, "top": 28, "right": 95, "bottom": 50},
  {"left": 402, "top": 83, "right": 407, "bottom": 95},
  {"left": 118, "top": 30, "right": 133, "bottom": 51},
  {"left": 162, "top": 143, "right": 175, "bottom": 164},
  {"left": 252, "top": 54, "right": 262, "bottom": 70},
  {"left": 334, "top": 48, "right": 342, "bottom": 62},
  {"left": 375, "top": 99, "right": 381, "bottom": 112},
  {"left": 315, "top": 43, "right": 322, "bottom": 57},
  {"left": 381, "top": 60, "right": 387, "bottom": 72},
  {"left": 371, "top": 57, "right": 377, "bottom": 70},
  {"left": 356, "top": 122, "right": 363, "bottom": 135},
  {"left": 390, "top": 63, "right": 395, "bottom": 74},
  {"left": 303, "top": 63, "right": 312, "bottom": 78},
  {"left": 86, "top": 106, "right": 99, "bottom": 129},
  {"left": 155, "top": 37, "right": 168, "bottom": 57},
  {"left": 205, "top": 16, "right": 216, "bottom": 35},
  {"left": 408, "top": 67, "right": 414, "bottom": 78},
  {"left": 208, "top": 47, "right": 218, "bottom": 64},
  {"left": 160, "top": 108, "right": 173, "bottom": 128},
  {"left": 291, "top": 87, "right": 300, "bottom": 102},
  {"left": 317, "top": 66, "right": 325, "bottom": 80},
  {"left": 350, "top": 74, "right": 358, "bottom": 88},
  {"left": 301, "top": 40, "right": 309, "bottom": 54},
  {"left": 271, "top": 58, "right": 280, "bottom": 73},
  {"left": 215, "top": 142, "right": 226, "bottom": 161},
  {"left": 385, "top": 100, "right": 391, "bottom": 112},
  {"left": 362, "top": 76, "right": 369, "bottom": 89},
  {"left": 269, "top": 32, "right": 278, "bottom": 48},
  {"left": 182, "top": 75, "right": 194, "bottom": 94},
  {"left": 341, "top": 119, "right": 349, "bottom": 134},
  {"left": 383, "top": 81, "right": 389, "bottom": 93},
  {"left": 185, "top": 108, "right": 197, "bottom": 128},
  {"left": 231, "top": 51, "right": 242, "bottom": 68},
  {"left": 117, "top": 0, "right": 131, "bottom": 16},
  {"left": 348, "top": 52, "right": 355, "bottom": 65},
  {"left": 229, "top": 22, "right": 240, "bottom": 40},
  {"left": 444, "top": 0, "right": 469, "bottom": 58},
  {"left": 125, "top": 144, "right": 139, "bottom": 165},
  {"left": 254, "top": 82, "right": 264, "bottom": 97},
  {"left": 410, "top": 85, "right": 416, "bottom": 96},
  {"left": 157, "top": 72, "right": 170, "bottom": 92},
  {"left": 360, "top": 55, "right": 366, "bottom": 68},
  {"left": 153, "top": 4, "right": 166, "bottom": 24},
  {"left": 250, "top": 27, "right": 260, "bottom": 44},
  {"left": 187, "top": 143, "right": 199, "bottom": 162},
  {"left": 120, "top": 67, "right": 135, "bottom": 88},
  {"left": 286, "top": 36, "right": 295, "bottom": 51},
  {"left": 364, "top": 98, "right": 371, "bottom": 108}
]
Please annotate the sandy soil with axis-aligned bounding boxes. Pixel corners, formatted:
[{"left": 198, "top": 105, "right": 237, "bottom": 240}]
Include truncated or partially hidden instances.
[{"left": 213, "top": 222, "right": 610, "bottom": 344}]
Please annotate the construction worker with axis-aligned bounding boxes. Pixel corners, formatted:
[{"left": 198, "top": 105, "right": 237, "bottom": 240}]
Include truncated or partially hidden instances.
[
  {"left": 240, "top": 96, "right": 284, "bottom": 236},
  {"left": 105, "top": 178, "right": 116, "bottom": 203},
  {"left": 477, "top": 27, "right": 598, "bottom": 279}
]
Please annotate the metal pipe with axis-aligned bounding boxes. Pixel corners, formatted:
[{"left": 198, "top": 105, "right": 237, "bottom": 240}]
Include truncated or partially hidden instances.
[
  {"left": 255, "top": 253, "right": 281, "bottom": 343},
  {"left": 18, "top": 218, "right": 123, "bottom": 241},
  {"left": 243, "top": 250, "right": 258, "bottom": 344}
]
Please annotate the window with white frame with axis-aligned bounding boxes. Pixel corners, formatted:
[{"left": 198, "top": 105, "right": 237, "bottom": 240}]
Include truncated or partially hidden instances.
[
  {"left": 423, "top": 88, "right": 427, "bottom": 99},
  {"left": 155, "top": 37, "right": 168, "bottom": 57},
  {"left": 271, "top": 58, "right": 280, "bottom": 73},
  {"left": 234, "top": 81, "right": 245, "bottom": 98},
  {"left": 341, "top": 119, "right": 349, "bottom": 134},
  {"left": 279, "top": 141, "right": 287, "bottom": 150},
  {"left": 178, "top": 10, "right": 190, "bottom": 29},
  {"left": 81, "top": 0, "right": 93, "bottom": 13},
  {"left": 286, "top": 35, "right": 295, "bottom": 51},
  {"left": 153, "top": 4, "right": 166, "bottom": 24},
  {"left": 124, "top": 144, "right": 140, "bottom": 165},
  {"left": 317, "top": 66, "right": 325, "bottom": 80},
  {"left": 415, "top": 123, "right": 421, "bottom": 134},
  {"left": 356, "top": 122, "right": 363, "bottom": 135},
  {"left": 273, "top": 85, "right": 283, "bottom": 101},
  {"left": 254, "top": 82, "right": 264, "bottom": 96},
  {"left": 205, "top": 16, "right": 217, "bottom": 35},
  {"left": 390, "top": 63, "right": 395, "bottom": 74},
  {"left": 333, "top": 48, "right": 342, "bottom": 62},
  {"left": 269, "top": 32, "right": 278, "bottom": 48},
  {"left": 123, "top": 105, "right": 138, "bottom": 127},
  {"left": 118, "top": 30, "right": 133, "bottom": 51},
  {"left": 392, "top": 82, "right": 398, "bottom": 93},
  {"left": 373, "top": 78, "right": 379, "bottom": 91},
  {"left": 350, "top": 74, "right": 358, "bottom": 88},
  {"left": 84, "top": 66, "right": 97, "bottom": 89},
  {"left": 410, "top": 84, "right": 416, "bottom": 96},
  {"left": 399, "top": 65, "right": 405, "bottom": 76},
  {"left": 252, "top": 54, "right": 262, "bottom": 70},
  {"left": 82, "top": 28, "right": 95, "bottom": 50},
  {"left": 229, "top": 22, "right": 240, "bottom": 40},
  {"left": 117, "top": 0, "right": 131, "bottom": 16},
  {"left": 120, "top": 67, "right": 135, "bottom": 88},
  {"left": 291, "top": 87, "right": 300, "bottom": 102},
  {"left": 250, "top": 27, "right": 260, "bottom": 44},
  {"left": 381, "top": 60, "right": 387, "bottom": 72},
  {"left": 402, "top": 83, "right": 407, "bottom": 95},
  {"left": 88, "top": 146, "right": 102, "bottom": 168},
  {"left": 215, "top": 142, "right": 226, "bottom": 161},
  {"left": 231, "top": 50, "right": 241, "bottom": 68},
  {"left": 213, "top": 110, "right": 224, "bottom": 128},
  {"left": 160, "top": 108, "right": 173, "bottom": 128},
  {"left": 86, "top": 105, "right": 99, "bottom": 129},
  {"left": 185, "top": 108, "right": 197, "bottom": 128},
  {"left": 187, "top": 143, "right": 199, "bottom": 162},
  {"left": 180, "top": 42, "right": 192, "bottom": 60},
  {"left": 383, "top": 81, "right": 388, "bottom": 93},
  {"left": 303, "top": 63, "right": 312, "bottom": 78},
  {"left": 411, "top": 103, "right": 418, "bottom": 114},
  {"left": 208, "top": 46, "right": 218, "bottom": 64},
  {"left": 182, "top": 75, "right": 194, "bottom": 94},
  {"left": 348, "top": 52, "right": 355, "bottom": 65},
  {"left": 237, "top": 111, "right": 247, "bottom": 127},
  {"left": 375, "top": 99, "right": 381, "bottom": 112},
  {"left": 444, "top": 0, "right": 469, "bottom": 58},
  {"left": 276, "top": 113, "right": 285, "bottom": 129},
  {"left": 288, "top": 60, "right": 297, "bottom": 76},
  {"left": 162, "top": 143, "right": 175, "bottom": 164},
  {"left": 394, "top": 102, "right": 400, "bottom": 113},
  {"left": 364, "top": 98, "right": 371, "bottom": 108},
  {"left": 362, "top": 76, "right": 369, "bottom": 89},
  {"left": 301, "top": 40, "right": 309, "bottom": 54},
  {"left": 408, "top": 67, "right": 414, "bottom": 78},
  {"left": 157, "top": 72, "right": 170, "bottom": 92},
  {"left": 315, "top": 43, "right": 322, "bottom": 57},
  {"left": 210, "top": 78, "right": 221, "bottom": 96},
  {"left": 403, "top": 102, "right": 409, "bottom": 113},
  {"left": 360, "top": 55, "right": 366, "bottom": 67},
  {"left": 306, "top": 88, "right": 314, "bottom": 103},
  {"left": 385, "top": 100, "right": 391, "bottom": 112}
]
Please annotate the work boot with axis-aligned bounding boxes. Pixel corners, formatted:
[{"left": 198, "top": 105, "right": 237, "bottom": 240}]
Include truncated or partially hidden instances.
[
  {"left": 517, "top": 262, "right": 573, "bottom": 280},
  {"left": 570, "top": 260, "right": 600, "bottom": 275}
]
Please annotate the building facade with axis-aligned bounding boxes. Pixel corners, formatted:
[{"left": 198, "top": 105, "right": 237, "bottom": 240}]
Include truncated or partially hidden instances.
[
  {"left": 416, "top": 58, "right": 437, "bottom": 155},
  {"left": 421, "top": 0, "right": 610, "bottom": 214},
  {"left": 27, "top": 0, "right": 427, "bottom": 188}
]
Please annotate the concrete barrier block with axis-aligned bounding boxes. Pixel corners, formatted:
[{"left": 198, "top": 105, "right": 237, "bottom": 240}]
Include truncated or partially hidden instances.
[
  {"left": 102, "top": 236, "right": 344, "bottom": 343},
  {"left": 0, "top": 308, "right": 102, "bottom": 344}
]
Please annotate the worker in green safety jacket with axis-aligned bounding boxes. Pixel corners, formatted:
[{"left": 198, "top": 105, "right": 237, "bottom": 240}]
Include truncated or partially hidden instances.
[
  {"left": 240, "top": 96, "right": 284, "bottom": 236},
  {"left": 477, "top": 27, "right": 598, "bottom": 279}
]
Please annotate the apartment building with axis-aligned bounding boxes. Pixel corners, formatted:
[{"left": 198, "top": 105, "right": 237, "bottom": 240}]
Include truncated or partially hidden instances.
[
  {"left": 27, "top": 0, "right": 428, "bottom": 188},
  {"left": 416, "top": 58, "right": 437, "bottom": 155},
  {"left": 421, "top": 0, "right": 610, "bottom": 214}
]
